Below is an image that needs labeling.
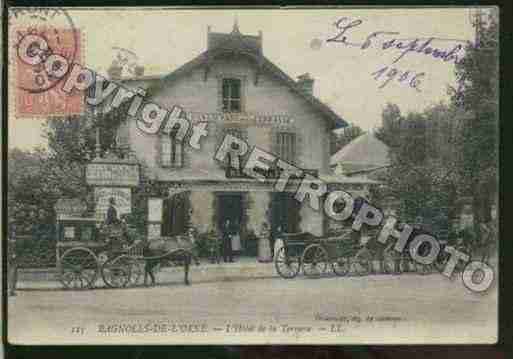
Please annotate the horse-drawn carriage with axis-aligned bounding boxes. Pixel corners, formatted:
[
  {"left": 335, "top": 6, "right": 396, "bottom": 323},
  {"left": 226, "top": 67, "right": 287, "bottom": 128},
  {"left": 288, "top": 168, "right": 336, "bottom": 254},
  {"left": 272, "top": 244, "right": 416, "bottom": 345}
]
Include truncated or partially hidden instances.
[
  {"left": 274, "top": 222, "right": 497, "bottom": 279},
  {"left": 55, "top": 216, "right": 193, "bottom": 289},
  {"left": 273, "top": 231, "right": 374, "bottom": 279}
]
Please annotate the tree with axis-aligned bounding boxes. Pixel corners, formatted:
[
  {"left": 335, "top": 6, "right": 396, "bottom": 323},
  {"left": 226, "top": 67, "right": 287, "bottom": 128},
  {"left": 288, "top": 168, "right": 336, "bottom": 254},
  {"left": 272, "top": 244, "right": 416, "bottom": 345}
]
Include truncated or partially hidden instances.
[
  {"left": 450, "top": 9, "right": 498, "bottom": 235},
  {"left": 8, "top": 148, "right": 50, "bottom": 235},
  {"left": 7, "top": 147, "right": 60, "bottom": 267},
  {"left": 40, "top": 103, "right": 157, "bottom": 234},
  {"left": 376, "top": 103, "right": 460, "bottom": 236}
]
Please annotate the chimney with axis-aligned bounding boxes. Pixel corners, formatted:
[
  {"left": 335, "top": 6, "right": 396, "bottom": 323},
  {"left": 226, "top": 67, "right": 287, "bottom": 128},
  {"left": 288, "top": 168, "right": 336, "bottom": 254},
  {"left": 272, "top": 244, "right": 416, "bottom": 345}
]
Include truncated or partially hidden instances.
[
  {"left": 297, "top": 73, "right": 314, "bottom": 95},
  {"left": 107, "top": 64, "right": 122, "bottom": 80}
]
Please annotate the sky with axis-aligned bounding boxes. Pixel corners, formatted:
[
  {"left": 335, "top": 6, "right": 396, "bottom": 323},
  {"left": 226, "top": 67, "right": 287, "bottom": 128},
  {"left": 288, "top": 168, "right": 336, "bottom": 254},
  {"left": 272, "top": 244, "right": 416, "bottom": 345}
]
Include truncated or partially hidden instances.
[{"left": 8, "top": 7, "right": 478, "bottom": 150}]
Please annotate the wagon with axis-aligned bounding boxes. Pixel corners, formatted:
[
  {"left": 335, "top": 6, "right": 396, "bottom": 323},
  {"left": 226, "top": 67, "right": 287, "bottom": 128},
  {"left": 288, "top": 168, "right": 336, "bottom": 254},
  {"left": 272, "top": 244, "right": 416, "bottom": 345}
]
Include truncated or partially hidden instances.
[
  {"left": 301, "top": 232, "right": 375, "bottom": 278},
  {"left": 55, "top": 216, "right": 191, "bottom": 289},
  {"left": 274, "top": 231, "right": 374, "bottom": 279}
]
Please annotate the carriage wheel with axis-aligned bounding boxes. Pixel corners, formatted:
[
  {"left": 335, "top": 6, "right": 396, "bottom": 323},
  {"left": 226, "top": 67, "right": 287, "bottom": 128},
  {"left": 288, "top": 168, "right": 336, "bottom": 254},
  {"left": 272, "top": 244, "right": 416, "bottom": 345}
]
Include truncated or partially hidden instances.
[
  {"left": 58, "top": 247, "right": 99, "bottom": 289},
  {"left": 302, "top": 244, "right": 328, "bottom": 278},
  {"left": 101, "top": 255, "right": 132, "bottom": 288},
  {"left": 274, "top": 247, "right": 301, "bottom": 279},
  {"left": 332, "top": 257, "right": 350, "bottom": 276}
]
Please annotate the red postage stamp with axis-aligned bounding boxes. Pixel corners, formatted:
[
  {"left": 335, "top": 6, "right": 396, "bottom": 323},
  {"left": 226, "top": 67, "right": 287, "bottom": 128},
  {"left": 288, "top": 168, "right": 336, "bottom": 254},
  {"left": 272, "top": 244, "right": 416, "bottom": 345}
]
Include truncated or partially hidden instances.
[{"left": 13, "top": 26, "right": 84, "bottom": 117}]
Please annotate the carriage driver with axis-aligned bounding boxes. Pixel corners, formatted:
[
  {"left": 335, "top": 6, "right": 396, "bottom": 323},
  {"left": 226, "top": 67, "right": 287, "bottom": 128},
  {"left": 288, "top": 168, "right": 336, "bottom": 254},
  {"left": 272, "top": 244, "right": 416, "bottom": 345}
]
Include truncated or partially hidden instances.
[{"left": 105, "top": 197, "right": 120, "bottom": 226}]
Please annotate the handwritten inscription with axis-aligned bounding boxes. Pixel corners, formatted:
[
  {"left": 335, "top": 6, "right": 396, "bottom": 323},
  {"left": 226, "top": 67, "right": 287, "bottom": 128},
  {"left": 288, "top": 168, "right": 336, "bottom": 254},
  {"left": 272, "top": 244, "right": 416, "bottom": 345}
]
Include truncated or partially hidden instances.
[
  {"left": 371, "top": 66, "right": 424, "bottom": 91},
  {"left": 327, "top": 17, "right": 470, "bottom": 92},
  {"left": 327, "top": 17, "right": 468, "bottom": 65}
]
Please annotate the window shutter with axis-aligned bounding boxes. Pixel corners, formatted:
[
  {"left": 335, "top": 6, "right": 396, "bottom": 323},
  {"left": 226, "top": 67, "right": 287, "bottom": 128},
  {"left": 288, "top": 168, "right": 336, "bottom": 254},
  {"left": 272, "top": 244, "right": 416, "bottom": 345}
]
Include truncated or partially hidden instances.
[
  {"left": 160, "top": 136, "right": 172, "bottom": 167},
  {"left": 175, "top": 140, "right": 183, "bottom": 168},
  {"left": 290, "top": 133, "right": 297, "bottom": 163}
]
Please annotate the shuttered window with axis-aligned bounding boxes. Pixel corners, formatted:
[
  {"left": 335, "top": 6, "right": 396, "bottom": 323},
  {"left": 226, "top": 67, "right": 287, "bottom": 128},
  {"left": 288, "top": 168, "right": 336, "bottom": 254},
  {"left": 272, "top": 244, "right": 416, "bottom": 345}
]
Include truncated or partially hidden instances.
[
  {"left": 224, "top": 127, "right": 244, "bottom": 177},
  {"left": 222, "top": 78, "right": 242, "bottom": 113},
  {"left": 276, "top": 132, "right": 296, "bottom": 163},
  {"left": 160, "top": 127, "right": 183, "bottom": 168},
  {"left": 162, "top": 193, "right": 189, "bottom": 236}
]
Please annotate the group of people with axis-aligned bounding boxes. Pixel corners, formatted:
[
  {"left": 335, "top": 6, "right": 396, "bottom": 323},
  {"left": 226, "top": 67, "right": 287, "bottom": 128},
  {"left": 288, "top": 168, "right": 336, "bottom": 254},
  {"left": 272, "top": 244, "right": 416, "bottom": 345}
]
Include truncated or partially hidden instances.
[{"left": 219, "top": 219, "right": 276, "bottom": 263}]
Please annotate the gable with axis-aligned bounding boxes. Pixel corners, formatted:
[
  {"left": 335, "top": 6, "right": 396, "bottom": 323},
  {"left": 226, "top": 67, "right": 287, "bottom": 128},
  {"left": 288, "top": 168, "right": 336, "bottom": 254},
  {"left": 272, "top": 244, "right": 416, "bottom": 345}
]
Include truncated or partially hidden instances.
[{"left": 144, "top": 49, "right": 347, "bottom": 130}]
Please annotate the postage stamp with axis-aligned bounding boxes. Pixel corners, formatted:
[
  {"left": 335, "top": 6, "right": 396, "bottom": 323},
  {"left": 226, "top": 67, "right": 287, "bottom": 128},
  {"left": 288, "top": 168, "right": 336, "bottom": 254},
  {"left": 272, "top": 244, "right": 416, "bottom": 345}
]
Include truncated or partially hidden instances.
[
  {"left": 10, "top": 9, "right": 84, "bottom": 117},
  {"left": 5, "top": 7, "right": 499, "bottom": 346}
]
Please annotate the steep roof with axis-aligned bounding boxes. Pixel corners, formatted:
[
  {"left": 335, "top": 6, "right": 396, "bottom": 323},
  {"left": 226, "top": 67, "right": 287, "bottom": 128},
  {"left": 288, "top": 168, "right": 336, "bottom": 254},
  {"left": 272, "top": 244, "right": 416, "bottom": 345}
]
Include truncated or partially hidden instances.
[
  {"left": 140, "top": 26, "right": 347, "bottom": 130},
  {"left": 330, "top": 132, "right": 391, "bottom": 171}
]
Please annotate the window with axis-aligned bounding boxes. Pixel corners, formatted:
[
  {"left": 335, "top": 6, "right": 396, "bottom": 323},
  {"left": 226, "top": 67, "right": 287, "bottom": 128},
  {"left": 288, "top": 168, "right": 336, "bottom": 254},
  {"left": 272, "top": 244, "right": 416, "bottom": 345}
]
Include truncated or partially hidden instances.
[
  {"left": 276, "top": 132, "right": 296, "bottom": 163},
  {"left": 224, "top": 128, "right": 245, "bottom": 178},
  {"left": 222, "top": 78, "right": 242, "bottom": 112},
  {"left": 160, "top": 126, "right": 183, "bottom": 168}
]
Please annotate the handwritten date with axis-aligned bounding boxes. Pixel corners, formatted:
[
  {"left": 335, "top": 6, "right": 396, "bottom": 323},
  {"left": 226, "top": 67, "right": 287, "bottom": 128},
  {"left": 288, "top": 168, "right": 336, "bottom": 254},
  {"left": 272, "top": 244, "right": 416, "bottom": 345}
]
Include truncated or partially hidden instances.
[{"left": 371, "top": 66, "right": 424, "bottom": 92}]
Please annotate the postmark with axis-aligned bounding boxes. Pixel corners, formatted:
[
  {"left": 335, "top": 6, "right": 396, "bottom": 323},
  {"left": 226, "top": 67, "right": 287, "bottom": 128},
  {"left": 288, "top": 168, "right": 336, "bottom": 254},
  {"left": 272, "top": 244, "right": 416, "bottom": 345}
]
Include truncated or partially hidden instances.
[{"left": 10, "top": 8, "right": 84, "bottom": 117}]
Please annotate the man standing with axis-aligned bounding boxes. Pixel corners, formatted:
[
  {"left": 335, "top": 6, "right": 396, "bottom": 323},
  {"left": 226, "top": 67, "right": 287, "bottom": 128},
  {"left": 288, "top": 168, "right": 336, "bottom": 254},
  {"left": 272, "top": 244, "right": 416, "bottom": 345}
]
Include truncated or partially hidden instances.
[
  {"left": 8, "top": 225, "right": 18, "bottom": 297},
  {"left": 222, "top": 219, "right": 234, "bottom": 263},
  {"left": 105, "top": 197, "right": 119, "bottom": 225}
]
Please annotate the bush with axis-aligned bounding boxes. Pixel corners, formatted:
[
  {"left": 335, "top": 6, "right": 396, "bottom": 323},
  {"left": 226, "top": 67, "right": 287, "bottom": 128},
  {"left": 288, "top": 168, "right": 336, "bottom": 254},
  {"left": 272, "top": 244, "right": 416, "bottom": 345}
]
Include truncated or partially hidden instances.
[
  {"left": 16, "top": 235, "right": 56, "bottom": 268},
  {"left": 195, "top": 230, "right": 220, "bottom": 258},
  {"left": 242, "top": 231, "right": 258, "bottom": 257}
]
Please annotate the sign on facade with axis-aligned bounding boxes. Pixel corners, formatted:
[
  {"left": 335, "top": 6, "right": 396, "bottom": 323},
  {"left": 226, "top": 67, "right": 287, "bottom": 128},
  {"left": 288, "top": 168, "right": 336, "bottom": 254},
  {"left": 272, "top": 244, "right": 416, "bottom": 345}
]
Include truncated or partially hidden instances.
[
  {"left": 86, "top": 163, "right": 139, "bottom": 187},
  {"left": 148, "top": 198, "right": 163, "bottom": 222},
  {"left": 54, "top": 198, "right": 87, "bottom": 219}
]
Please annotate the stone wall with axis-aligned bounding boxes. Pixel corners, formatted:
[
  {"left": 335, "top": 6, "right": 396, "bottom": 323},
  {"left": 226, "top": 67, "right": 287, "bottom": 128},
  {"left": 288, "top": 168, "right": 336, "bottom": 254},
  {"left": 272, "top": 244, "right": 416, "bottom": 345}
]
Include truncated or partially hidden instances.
[
  {"left": 247, "top": 191, "right": 271, "bottom": 235},
  {"left": 189, "top": 191, "right": 215, "bottom": 233}
]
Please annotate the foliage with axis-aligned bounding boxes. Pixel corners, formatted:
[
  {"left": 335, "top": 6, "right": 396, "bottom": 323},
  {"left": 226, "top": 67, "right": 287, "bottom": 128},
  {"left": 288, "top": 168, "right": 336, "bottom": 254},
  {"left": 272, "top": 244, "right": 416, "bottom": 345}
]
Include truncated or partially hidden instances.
[
  {"left": 449, "top": 10, "right": 498, "bottom": 230},
  {"left": 8, "top": 103, "right": 140, "bottom": 269},
  {"left": 8, "top": 148, "right": 56, "bottom": 235},
  {"left": 242, "top": 230, "right": 259, "bottom": 257},
  {"left": 16, "top": 234, "right": 56, "bottom": 268},
  {"left": 375, "top": 12, "right": 499, "bottom": 240},
  {"left": 194, "top": 230, "right": 221, "bottom": 258},
  {"left": 376, "top": 103, "right": 461, "bottom": 235}
]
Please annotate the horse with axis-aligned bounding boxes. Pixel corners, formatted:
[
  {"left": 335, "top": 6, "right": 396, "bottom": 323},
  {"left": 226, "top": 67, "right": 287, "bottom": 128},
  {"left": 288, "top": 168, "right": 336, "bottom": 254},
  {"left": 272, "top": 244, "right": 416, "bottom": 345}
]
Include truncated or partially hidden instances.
[{"left": 142, "top": 236, "right": 193, "bottom": 286}]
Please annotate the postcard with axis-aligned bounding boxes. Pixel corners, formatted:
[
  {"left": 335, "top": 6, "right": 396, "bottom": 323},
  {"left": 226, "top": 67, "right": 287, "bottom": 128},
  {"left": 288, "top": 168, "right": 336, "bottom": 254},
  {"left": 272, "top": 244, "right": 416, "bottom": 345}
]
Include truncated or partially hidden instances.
[{"left": 5, "top": 7, "right": 499, "bottom": 345}]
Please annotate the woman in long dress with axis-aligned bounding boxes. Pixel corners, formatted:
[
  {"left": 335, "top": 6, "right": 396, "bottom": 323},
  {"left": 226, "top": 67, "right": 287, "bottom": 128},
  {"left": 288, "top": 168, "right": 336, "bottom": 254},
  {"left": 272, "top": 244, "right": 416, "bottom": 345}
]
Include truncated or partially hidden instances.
[{"left": 257, "top": 222, "right": 272, "bottom": 262}]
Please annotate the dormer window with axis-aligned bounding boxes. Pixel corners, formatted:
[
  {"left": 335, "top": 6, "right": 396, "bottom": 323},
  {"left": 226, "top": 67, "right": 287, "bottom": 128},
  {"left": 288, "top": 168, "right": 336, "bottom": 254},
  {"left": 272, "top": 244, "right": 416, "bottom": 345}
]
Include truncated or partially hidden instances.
[{"left": 222, "top": 78, "right": 241, "bottom": 112}]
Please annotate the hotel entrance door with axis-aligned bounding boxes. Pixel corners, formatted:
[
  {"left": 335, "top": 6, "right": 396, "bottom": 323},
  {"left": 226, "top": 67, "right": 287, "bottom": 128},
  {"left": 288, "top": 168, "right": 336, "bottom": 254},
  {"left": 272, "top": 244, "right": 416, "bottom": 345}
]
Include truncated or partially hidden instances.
[
  {"left": 217, "top": 193, "right": 243, "bottom": 232},
  {"left": 270, "top": 192, "right": 300, "bottom": 238}
]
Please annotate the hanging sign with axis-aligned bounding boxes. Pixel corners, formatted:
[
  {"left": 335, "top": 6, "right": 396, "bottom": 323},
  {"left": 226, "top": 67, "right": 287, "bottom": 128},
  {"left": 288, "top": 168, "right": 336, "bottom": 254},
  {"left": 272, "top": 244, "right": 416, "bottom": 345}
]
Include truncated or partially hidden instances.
[{"left": 86, "top": 162, "right": 139, "bottom": 187}]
